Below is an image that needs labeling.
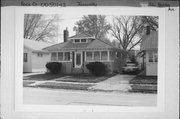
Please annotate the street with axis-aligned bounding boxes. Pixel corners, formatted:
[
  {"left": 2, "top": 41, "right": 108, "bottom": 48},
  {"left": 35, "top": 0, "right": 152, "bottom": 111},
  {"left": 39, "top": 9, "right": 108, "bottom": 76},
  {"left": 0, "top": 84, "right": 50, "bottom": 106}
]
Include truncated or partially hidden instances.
[{"left": 23, "top": 87, "right": 157, "bottom": 106}]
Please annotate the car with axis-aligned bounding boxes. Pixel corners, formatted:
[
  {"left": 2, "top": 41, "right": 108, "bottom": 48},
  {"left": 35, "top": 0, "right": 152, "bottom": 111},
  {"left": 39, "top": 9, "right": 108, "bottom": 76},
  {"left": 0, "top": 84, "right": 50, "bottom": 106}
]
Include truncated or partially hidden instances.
[{"left": 122, "top": 63, "right": 139, "bottom": 74}]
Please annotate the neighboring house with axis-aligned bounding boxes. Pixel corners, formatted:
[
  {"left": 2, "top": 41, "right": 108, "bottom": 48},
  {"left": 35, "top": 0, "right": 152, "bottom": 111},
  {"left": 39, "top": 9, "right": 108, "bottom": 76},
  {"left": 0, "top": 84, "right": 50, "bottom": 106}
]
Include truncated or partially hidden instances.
[
  {"left": 44, "top": 32, "right": 125, "bottom": 74},
  {"left": 137, "top": 29, "right": 158, "bottom": 76},
  {"left": 23, "top": 39, "right": 55, "bottom": 72}
]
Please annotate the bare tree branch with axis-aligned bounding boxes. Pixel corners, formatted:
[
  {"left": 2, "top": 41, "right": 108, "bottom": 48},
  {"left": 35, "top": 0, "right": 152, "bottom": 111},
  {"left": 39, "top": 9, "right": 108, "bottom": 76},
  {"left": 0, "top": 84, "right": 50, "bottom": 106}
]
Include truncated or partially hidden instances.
[
  {"left": 110, "top": 16, "right": 157, "bottom": 53},
  {"left": 24, "top": 14, "right": 61, "bottom": 42}
]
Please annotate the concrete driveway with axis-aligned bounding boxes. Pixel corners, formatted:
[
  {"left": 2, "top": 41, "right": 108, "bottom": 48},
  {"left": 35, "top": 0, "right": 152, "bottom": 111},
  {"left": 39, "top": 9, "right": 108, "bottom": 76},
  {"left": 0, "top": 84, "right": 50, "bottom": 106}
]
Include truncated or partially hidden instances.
[{"left": 88, "top": 74, "right": 135, "bottom": 92}]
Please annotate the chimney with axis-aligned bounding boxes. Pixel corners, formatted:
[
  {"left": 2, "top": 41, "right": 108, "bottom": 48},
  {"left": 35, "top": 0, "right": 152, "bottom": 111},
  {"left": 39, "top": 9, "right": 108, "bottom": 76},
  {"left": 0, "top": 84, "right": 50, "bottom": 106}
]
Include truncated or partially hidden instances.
[
  {"left": 146, "top": 25, "right": 150, "bottom": 35},
  {"left": 63, "top": 27, "right": 69, "bottom": 42}
]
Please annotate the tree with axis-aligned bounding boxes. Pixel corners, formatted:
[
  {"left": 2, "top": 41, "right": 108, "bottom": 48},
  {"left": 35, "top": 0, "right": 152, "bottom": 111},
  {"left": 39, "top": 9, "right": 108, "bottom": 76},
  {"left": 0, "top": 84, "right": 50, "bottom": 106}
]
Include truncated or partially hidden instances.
[
  {"left": 73, "top": 15, "right": 111, "bottom": 39},
  {"left": 110, "top": 16, "right": 158, "bottom": 52},
  {"left": 24, "top": 14, "right": 61, "bottom": 42},
  {"left": 141, "top": 16, "right": 158, "bottom": 31}
]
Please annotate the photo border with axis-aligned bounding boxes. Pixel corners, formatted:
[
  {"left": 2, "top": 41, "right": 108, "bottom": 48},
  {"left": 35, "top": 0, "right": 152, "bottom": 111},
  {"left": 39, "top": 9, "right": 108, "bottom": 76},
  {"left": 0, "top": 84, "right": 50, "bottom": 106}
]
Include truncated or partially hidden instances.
[{"left": 14, "top": 6, "right": 165, "bottom": 112}]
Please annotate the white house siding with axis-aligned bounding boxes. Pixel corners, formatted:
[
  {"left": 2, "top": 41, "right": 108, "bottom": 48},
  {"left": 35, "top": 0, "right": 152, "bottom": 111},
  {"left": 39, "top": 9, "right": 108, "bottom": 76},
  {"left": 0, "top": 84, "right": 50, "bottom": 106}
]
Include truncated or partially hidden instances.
[
  {"left": 23, "top": 47, "right": 32, "bottom": 72},
  {"left": 32, "top": 52, "right": 51, "bottom": 72},
  {"left": 146, "top": 53, "right": 157, "bottom": 76}
]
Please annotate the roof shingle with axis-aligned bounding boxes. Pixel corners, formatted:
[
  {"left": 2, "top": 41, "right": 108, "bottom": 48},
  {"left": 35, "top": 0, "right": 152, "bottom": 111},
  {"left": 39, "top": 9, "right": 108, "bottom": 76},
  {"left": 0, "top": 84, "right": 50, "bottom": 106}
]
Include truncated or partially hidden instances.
[
  {"left": 43, "top": 34, "right": 115, "bottom": 51},
  {"left": 24, "top": 39, "right": 56, "bottom": 52},
  {"left": 68, "top": 33, "right": 95, "bottom": 39}
]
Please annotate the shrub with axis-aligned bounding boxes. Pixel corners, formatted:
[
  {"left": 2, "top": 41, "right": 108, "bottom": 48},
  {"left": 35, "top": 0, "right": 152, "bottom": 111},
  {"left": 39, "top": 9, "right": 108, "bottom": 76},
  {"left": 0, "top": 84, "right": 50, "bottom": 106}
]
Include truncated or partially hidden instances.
[
  {"left": 86, "top": 62, "right": 107, "bottom": 76},
  {"left": 46, "top": 62, "right": 62, "bottom": 74}
]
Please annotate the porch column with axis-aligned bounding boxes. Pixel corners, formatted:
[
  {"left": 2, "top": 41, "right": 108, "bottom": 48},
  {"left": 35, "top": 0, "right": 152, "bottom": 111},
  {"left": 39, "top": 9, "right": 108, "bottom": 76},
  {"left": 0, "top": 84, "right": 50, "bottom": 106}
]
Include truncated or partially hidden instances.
[{"left": 107, "top": 50, "right": 110, "bottom": 61}]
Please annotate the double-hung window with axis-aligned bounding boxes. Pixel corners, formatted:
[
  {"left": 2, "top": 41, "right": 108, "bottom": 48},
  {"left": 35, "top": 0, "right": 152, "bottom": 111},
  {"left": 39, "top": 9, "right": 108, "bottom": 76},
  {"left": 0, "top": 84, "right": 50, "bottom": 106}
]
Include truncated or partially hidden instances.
[
  {"left": 148, "top": 52, "right": 153, "bottom": 62},
  {"left": 81, "top": 39, "right": 86, "bottom": 43},
  {"left": 86, "top": 52, "right": 93, "bottom": 61},
  {"left": 56, "top": 52, "right": 71, "bottom": 61},
  {"left": 51, "top": 52, "right": 57, "bottom": 61},
  {"left": 154, "top": 51, "right": 158, "bottom": 62},
  {"left": 74, "top": 39, "right": 80, "bottom": 43},
  {"left": 37, "top": 53, "right": 43, "bottom": 57},
  {"left": 148, "top": 51, "right": 158, "bottom": 62},
  {"left": 101, "top": 51, "right": 108, "bottom": 60},
  {"left": 94, "top": 51, "right": 100, "bottom": 61},
  {"left": 24, "top": 53, "right": 28, "bottom": 62},
  {"left": 110, "top": 51, "right": 115, "bottom": 60},
  {"left": 58, "top": 52, "right": 63, "bottom": 61},
  {"left": 64, "top": 52, "right": 70, "bottom": 61}
]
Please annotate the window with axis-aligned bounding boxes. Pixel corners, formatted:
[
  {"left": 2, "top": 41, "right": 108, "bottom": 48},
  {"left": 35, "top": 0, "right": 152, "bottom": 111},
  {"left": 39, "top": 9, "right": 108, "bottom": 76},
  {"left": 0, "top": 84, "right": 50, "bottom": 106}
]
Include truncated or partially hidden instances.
[
  {"left": 58, "top": 52, "right": 63, "bottom": 61},
  {"left": 81, "top": 39, "right": 86, "bottom": 43},
  {"left": 24, "top": 53, "right": 28, "bottom": 62},
  {"left": 51, "top": 52, "right": 57, "bottom": 61},
  {"left": 148, "top": 51, "right": 158, "bottom": 62},
  {"left": 154, "top": 51, "right": 158, "bottom": 62},
  {"left": 86, "top": 52, "right": 93, "bottom": 61},
  {"left": 87, "top": 39, "right": 92, "bottom": 42},
  {"left": 101, "top": 51, "right": 108, "bottom": 60},
  {"left": 64, "top": 52, "right": 70, "bottom": 61},
  {"left": 148, "top": 52, "right": 153, "bottom": 62},
  {"left": 74, "top": 39, "right": 80, "bottom": 43},
  {"left": 94, "top": 51, "right": 100, "bottom": 61},
  {"left": 110, "top": 51, "right": 115, "bottom": 60},
  {"left": 52, "top": 52, "right": 71, "bottom": 61},
  {"left": 37, "top": 53, "right": 43, "bottom": 57}
]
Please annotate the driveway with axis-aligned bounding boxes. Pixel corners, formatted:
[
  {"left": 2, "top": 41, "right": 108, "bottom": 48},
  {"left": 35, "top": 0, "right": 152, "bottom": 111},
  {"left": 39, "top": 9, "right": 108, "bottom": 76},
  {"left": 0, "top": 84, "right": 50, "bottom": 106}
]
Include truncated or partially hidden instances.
[{"left": 88, "top": 74, "right": 135, "bottom": 92}]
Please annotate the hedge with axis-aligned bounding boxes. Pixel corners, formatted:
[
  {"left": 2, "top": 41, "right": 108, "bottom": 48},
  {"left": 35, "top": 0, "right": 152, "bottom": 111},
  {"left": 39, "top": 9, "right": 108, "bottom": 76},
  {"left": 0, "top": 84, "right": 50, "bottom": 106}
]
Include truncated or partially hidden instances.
[
  {"left": 86, "top": 62, "right": 107, "bottom": 76},
  {"left": 46, "top": 62, "right": 62, "bottom": 74}
]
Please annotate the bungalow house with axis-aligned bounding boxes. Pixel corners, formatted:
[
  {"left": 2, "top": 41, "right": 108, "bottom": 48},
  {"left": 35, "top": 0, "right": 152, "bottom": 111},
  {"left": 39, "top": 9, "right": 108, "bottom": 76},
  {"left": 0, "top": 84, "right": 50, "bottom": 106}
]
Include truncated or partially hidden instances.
[
  {"left": 43, "top": 30, "right": 124, "bottom": 74},
  {"left": 23, "top": 39, "right": 55, "bottom": 72},
  {"left": 137, "top": 28, "right": 158, "bottom": 76}
]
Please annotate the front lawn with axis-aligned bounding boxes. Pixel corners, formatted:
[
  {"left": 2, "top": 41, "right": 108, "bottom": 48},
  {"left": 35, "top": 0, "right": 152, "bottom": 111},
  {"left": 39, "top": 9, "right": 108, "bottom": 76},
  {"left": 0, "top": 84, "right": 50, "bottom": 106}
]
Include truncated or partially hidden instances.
[
  {"left": 129, "top": 75, "right": 157, "bottom": 93},
  {"left": 129, "top": 76, "right": 157, "bottom": 84},
  {"left": 35, "top": 82, "right": 94, "bottom": 90},
  {"left": 23, "top": 81, "right": 35, "bottom": 87},
  {"left": 55, "top": 74, "right": 114, "bottom": 83},
  {"left": 23, "top": 73, "right": 65, "bottom": 81}
]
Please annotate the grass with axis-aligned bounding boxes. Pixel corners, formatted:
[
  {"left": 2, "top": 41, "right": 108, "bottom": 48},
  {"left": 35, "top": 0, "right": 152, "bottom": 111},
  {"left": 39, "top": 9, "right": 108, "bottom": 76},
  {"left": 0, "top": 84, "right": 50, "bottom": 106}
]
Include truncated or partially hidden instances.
[
  {"left": 129, "top": 75, "right": 157, "bottom": 84},
  {"left": 35, "top": 82, "right": 94, "bottom": 90},
  {"left": 129, "top": 75, "right": 157, "bottom": 93},
  {"left": 24, "top": 72, "right": 115, "bottom": 83},
  {"left": 23, "top": 73, "right": 65, "bottom": 81},
  {"left": 55, "top": 74, "right": 114, "bottom": 83},
  {"left": 23, "top": 81, "right": 35, "bottom": 87},
  {"left": 129, "top": 84, "right": 157, "bottom": 93}
]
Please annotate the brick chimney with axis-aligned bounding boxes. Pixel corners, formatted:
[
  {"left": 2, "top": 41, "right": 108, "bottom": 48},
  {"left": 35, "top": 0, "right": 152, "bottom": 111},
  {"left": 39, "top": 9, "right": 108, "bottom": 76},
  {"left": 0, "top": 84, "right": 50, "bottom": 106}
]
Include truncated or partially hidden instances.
[
  {"left": 63, "top": 27, "right": 69, "bottom": 42},
  {"left": 146, "top": 25, "right": 150, "bottom": 35}
]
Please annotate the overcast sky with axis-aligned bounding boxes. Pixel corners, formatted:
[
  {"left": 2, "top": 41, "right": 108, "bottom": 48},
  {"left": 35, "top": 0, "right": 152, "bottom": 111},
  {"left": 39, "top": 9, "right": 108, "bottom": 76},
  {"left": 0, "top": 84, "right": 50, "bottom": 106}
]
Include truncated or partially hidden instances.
[{"left": 56, "top": 14, "right": 140, "bottom": 50}]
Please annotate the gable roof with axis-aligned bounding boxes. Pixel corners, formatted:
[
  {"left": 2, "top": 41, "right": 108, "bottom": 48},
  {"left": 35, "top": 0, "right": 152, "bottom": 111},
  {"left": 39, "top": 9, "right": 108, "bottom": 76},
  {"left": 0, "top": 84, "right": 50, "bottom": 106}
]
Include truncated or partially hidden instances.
[
  {"left": 140, "top": 31, "right": 158, "bottom": 51},
  {"left": 24, "top": 39, "right": 56, "bottom": 52},
  {"left": 43, "top": 34, "right": 116, "bottom": 51}
]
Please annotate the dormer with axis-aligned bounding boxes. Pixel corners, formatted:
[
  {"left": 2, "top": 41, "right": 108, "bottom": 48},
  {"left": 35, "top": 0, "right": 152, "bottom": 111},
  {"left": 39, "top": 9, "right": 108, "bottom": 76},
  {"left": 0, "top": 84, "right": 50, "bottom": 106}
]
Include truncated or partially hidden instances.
[
  {"left": 72, "top": 38, "right": 95, "bottom": 43},
  {"left": 68, "top": 33, "right": 95, "bottom": 43}
]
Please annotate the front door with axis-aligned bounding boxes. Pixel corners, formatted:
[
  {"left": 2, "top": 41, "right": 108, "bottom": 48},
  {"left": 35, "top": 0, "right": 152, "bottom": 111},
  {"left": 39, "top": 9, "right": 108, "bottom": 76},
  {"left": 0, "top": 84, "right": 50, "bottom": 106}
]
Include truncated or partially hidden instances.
[{"left": 75, "top": 52, "right": 82, "bottom": 68}]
